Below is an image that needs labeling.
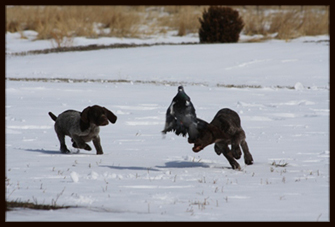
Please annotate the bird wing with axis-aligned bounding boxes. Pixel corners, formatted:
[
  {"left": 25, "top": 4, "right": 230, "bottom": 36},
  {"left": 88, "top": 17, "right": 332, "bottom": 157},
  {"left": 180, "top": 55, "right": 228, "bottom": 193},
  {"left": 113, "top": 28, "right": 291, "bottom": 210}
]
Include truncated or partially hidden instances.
[{"left": 162, "top": 86, "right": 199, "bottom": 139}]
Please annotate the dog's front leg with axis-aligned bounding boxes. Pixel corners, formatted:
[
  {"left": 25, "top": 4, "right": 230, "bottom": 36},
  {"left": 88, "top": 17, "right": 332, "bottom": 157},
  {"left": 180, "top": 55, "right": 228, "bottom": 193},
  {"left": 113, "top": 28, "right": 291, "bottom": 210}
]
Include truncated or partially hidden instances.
[
  {"left": 72, "top": 135, "right": 92, "bottom": 151},
  {"left": 92, "top": 136, "right": 103, "bottom": 155},
  {"left": 231, "top": 142, "right": 242, "bottom": 160},
  {"left": 215, "top": 142, "right": 240, "bottom": 170}
]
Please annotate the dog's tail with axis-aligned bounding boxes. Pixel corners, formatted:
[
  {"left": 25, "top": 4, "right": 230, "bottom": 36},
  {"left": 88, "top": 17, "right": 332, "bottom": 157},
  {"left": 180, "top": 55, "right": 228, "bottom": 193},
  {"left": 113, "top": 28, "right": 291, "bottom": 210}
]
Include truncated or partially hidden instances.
[{"left": 48, "top": 112, "right": 57, "bottom": 121}]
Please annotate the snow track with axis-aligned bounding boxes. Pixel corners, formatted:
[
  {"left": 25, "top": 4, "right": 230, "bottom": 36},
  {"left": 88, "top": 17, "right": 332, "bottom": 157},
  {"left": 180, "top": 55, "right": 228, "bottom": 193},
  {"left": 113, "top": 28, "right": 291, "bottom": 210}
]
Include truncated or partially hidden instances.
[{"left": 6, "top": 81, "right": 329, "bottom": 221}]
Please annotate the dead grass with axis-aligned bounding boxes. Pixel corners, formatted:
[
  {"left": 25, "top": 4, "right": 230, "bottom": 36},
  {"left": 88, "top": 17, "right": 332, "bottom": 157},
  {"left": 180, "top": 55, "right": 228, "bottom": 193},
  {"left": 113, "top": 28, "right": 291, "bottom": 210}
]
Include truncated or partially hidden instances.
[
  {"left": 241, "top": 6, "right": 329, "bottom": 39},
  {"left": 6, "top": 5, "right": 329, "bottom": 43},
  {"left": 6, "top": 200, "right": 72, "bottom": 211},
  {"left": 6, "top": 6, "right": 145, "bottom": 39},
  {"left": 157, "top": 6, "right": 205, "bottom": 36}
]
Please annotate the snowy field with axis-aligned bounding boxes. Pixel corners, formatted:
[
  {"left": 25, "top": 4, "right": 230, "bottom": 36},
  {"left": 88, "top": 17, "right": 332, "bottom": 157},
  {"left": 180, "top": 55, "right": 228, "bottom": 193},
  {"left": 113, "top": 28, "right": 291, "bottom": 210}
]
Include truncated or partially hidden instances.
[{"left": 5, "top": 32, "right": 329, "bottom": 221}]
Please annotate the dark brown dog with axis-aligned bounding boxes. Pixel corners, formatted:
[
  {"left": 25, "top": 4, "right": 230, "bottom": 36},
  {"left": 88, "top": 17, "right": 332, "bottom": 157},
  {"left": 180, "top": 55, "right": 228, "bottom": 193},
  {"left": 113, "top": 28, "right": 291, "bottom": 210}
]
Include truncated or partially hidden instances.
[
  {"left": 48, "top": 105, "right": 117, "bottom": 154},
  {"left": 188, "top": 108, "right": 253, "bottom": 170}
]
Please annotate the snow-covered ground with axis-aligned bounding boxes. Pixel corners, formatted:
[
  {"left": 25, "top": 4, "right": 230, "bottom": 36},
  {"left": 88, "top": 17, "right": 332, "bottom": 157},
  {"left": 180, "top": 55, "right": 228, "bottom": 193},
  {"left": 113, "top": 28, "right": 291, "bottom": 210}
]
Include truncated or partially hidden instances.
[
  {"left": 5, "top": 32, "right": 329, "bottom": 221},
  {"left": 5, "top": 30, "right": 200, "bottom": 53}
]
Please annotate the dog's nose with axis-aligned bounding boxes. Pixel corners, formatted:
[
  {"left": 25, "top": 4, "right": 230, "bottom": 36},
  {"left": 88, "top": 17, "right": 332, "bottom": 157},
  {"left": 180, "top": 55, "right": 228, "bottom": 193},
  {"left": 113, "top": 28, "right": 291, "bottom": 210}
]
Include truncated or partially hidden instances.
[
  {"left": 101, "top": 121, "right": 109, "bottom": 126},
  {"left": 192, "top": 146, "right": 202, "bottom": 153},
  {"left": 100, "top": 116, "right": 109, "bottom": 125}
]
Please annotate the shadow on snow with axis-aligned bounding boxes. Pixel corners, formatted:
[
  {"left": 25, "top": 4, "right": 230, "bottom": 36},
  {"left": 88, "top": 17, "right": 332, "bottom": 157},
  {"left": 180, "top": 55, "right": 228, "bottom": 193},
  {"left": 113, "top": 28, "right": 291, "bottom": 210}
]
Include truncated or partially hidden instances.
[
  {"left": 155, "top": 160, "right": 210, "bottom": 169},
  {"left": 100, "top": 165, "right": 160, "bottom": 172},
  {"left": 23, "top": 148, "right": 92, "bottom": 155},
  {"left": 100, "top": 160, "right": 211, "bottom": 172}
]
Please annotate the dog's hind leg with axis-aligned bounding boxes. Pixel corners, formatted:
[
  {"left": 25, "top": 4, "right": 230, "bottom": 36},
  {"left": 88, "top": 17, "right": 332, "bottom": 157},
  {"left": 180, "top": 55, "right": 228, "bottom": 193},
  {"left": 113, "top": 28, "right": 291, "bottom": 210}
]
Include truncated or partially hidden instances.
[
  {"left": 56, "top": 133, "right": 70, "bottom": 153},
  {"left": 241, "top": 140, "right": 253, "bottom": 165}
]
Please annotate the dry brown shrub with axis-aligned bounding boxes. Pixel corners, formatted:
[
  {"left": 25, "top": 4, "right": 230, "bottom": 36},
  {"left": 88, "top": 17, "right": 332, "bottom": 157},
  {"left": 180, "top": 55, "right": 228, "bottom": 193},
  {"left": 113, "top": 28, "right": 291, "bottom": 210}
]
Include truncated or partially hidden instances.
[
  {"left": 241, "top": 6, "right": 329, "bottom": 40},
  {"left": 6, "top": 5, "right": 329, "bottom": 43}
]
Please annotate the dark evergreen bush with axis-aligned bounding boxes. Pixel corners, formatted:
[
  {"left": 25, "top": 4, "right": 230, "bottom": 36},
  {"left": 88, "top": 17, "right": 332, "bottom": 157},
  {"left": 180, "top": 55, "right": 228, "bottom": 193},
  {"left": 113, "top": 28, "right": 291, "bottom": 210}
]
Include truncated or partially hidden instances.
[{"left": 199, "top": 6, "right": 244, "bottom": 43}]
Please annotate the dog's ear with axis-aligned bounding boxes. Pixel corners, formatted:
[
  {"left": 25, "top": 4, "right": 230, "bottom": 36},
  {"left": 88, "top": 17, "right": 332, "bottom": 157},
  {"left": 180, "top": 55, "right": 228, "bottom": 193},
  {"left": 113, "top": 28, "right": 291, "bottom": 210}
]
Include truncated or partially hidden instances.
[
  {"left": 103, "top": 107, "right": 117, "bottom": 124},
  {"left": 196, "top": 118, "right": 209, "bottom": 131},
  {"left": 81, "top": 106, "right": 91, "bottom": 123}
]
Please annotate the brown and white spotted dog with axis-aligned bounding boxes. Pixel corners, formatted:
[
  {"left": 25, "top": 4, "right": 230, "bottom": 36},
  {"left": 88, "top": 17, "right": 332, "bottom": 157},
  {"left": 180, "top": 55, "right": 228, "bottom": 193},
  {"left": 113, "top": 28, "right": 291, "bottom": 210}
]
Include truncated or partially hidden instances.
[
  {"left": 48, "top": 105, "right": 117, "bottom": 155},
  {"left": 188, "top": 108, "right": 253, "bottom": 170}
]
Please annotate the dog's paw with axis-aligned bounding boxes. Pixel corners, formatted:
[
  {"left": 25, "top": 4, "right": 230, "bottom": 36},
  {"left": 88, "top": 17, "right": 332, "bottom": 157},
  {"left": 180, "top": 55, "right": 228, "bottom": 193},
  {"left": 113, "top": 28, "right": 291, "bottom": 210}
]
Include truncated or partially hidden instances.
[
  {"left": 72, "top": 141, "right": 78, "bottom": 148},
  {"left": 232, "top": 149, "right": 242, "bottom": 160},
  {"left": 61, "top": 148, "right": 70, "bottom": 154},
  {"left": 230, "top": 161, "right": 241, "bottom": 170},
  {"left": 244, "top": 154, "right": 254, "bottom": 165},
  {"left": 84, "top": 144, "right": 92, "bottom": 151},
  {"left": 60, "top": 145, "right": 70, "bottom": 153}
]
